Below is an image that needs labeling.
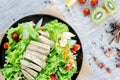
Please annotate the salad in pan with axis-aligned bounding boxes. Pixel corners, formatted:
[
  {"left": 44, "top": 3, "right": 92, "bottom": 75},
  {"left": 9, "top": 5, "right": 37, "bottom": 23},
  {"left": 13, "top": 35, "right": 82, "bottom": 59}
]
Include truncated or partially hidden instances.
[{"left": 0, "top": 19, "right": 81, "bottom": 80}]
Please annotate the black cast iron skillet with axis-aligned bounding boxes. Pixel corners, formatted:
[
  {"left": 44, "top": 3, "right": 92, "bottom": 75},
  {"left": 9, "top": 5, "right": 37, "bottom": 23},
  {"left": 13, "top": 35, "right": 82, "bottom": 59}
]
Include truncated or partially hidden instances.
[{"left": 0, "top": 14, "right": 83, "bottom": 80}]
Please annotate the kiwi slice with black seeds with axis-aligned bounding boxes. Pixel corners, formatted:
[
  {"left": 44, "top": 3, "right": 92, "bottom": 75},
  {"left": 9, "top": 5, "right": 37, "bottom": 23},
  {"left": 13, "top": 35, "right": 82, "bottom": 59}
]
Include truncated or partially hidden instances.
[
  {"left": 91, "top": 8, "right": 107, "bottom": 23},
  {"left": 103, "top": 0, "right": 118, "bottom": 14}
]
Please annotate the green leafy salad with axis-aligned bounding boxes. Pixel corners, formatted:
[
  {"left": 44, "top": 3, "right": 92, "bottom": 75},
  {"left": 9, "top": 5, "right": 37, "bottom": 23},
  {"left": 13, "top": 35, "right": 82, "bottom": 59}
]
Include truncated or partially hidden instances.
[{"left": 0, "top": 20, "right": 81, "bottom": 80}]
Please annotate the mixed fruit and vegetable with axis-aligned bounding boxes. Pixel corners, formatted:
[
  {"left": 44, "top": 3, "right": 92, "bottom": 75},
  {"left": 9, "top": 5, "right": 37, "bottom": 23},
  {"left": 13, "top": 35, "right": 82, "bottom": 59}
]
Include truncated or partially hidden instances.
[
  {"left": 0, "top": 20, "right": 81, "bottom": 80},
  {"left": 66, "top": 0, "right": 118, "bottom": 23}
]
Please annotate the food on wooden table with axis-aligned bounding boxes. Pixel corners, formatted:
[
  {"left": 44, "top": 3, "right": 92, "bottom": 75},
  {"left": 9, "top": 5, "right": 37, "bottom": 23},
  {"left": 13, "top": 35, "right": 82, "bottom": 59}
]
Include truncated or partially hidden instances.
[
  {"left": 103, "top": 0, "right": 118, "bottom": 14},
  {"left": 79, "top": 0, "right": 86, "bottom": 4},
  {"left": 91, "top": 8, "right": 107, "bottom": 23},
  {"left": 91, "top": 0, "right": 99, "bottom": 7},
  {"left": 65, "top": 0, "right": 77, "bottom": 7},
  {"left": 0, "top": 19, "right": 80, "bottom": 80},
  {"left": 83, "top": 8, "right": 90, "bottom": 16}
]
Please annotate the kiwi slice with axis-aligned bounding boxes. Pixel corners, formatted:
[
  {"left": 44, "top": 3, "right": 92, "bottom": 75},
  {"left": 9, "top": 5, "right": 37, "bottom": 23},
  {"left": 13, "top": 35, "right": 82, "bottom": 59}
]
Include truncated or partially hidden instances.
[
  {"left": 103, "top": 0, "right": 118, "bottom": 14},
  {"left": 91, "top": 8, "right": 107, "bottom": 23}
]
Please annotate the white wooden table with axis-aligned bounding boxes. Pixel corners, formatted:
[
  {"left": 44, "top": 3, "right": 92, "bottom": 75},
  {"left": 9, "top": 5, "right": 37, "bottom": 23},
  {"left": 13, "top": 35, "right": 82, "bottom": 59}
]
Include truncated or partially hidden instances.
[{"left": 0, "top": 0, "right": 120, "bottom": 80}]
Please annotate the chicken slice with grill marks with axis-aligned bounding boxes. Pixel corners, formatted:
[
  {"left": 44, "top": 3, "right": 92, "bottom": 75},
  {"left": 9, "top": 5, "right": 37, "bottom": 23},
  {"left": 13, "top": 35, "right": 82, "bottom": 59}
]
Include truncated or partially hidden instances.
[
  {"left": 30, "top": 40, "right": 50, "bottom": 51},
  {"left": 23, "top": 52, "right": 46, "bottom": 68},
  {"left": 27, "top": 44, "right": 49, "bottom": 56},
  {"left": 21, "top": 69, "right": 35, "bottom": 80},
  {"left": 38, "top": 30, "right": 50, "bottom": 38},
  {"left": 38, "top": 35, "right": 54, "bottom": 48},
  {"left": 21, "top": 65, "right": 38, "bottom": 78},
  {"left": 26, "top": 50, "right": 48, "bottom": 61},
  {"left": 20, "top": 60, "right": 42, "bottom": 72}
]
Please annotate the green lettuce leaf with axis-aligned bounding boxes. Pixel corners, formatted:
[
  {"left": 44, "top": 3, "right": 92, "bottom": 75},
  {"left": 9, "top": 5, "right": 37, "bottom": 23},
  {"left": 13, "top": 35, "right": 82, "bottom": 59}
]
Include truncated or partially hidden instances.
[
  {"left": 44, "top": 20, "right": 69, "bottom": 42},
  {"left": 1, "top": 22, "right": 39, "bottom": 80}
]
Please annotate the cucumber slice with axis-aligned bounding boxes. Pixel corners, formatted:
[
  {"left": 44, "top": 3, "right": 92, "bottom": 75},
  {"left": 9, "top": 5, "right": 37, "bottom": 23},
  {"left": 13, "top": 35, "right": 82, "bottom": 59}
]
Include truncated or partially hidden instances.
[
  {"left": 91, "top": 8, "right": 107, "bottom": 23},
  {"left": 103, "top": 0, "right": 118, "bottom": 14}
]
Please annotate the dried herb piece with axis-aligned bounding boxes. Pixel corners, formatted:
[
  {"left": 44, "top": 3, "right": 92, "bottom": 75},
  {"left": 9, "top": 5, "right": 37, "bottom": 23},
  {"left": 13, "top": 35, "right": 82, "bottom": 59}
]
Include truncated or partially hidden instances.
[
  {"left": 107, "top": 22, "right": 120, "bottom": 45},
  {"left": 104, "top": 51, "right": 110, "bottom": 57},
  {"left": 93, "top": 56, "right": 98, "bottom": 62},
  {"left": 98, "top": 62, "right": 105, "bottom": 69},
  {"left": 106, "top": 67, "right": 112, "bottom": 73},
  {"left": 108, "top": 48, "right": 113, "bottom": 54},
  {"left": 117, "top": 51, "right": 120, "bottom": 56},
  {"left": 116, "top": 64, "right": 120, "bottom": 68}
]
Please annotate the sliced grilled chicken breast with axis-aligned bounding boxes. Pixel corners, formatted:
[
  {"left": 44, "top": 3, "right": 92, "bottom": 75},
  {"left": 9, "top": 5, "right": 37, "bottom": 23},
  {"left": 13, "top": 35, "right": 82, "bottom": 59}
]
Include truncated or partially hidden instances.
[
  {"left": 21, "top": 60, "right": 42, "bottom": 72},
  {"left": 23, "top": 53, "right": 46, "bottom": 68},
  {"left": 26, "top": 50, "right": 48, "bottom": 61},
  {"left": 21, "top": 65, "right": 38, "bottom": 78},
  {"left": 27, "top": 44, "right": 49, "bottom": 56},
  {"left": 38, "top": 30, "right": 50, "bottom": 38},
  {"left": 38, "top": 35, "right": 54, "bottom": 47},
  {"left": 21, "top": 69, "right": 35, "bottom": 80},
  {"left": 30, "top": 40, "right": 50, "bottom": 51}
]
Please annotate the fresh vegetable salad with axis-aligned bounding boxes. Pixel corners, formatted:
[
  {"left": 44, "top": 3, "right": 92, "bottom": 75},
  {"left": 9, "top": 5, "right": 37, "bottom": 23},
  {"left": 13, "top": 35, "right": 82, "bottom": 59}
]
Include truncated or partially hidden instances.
[{"left": 0, "top": 20, "right": 81, "bottom": 80}]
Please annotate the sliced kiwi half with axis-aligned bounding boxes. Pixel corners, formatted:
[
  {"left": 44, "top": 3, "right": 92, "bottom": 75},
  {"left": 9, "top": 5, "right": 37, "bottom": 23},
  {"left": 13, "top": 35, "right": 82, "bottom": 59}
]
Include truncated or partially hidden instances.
[
  {"left": 91, "top": 8, "right": 107, "bottom": 23},
  {"left": 103, "top": 0, "right": 118, "bottom": 14}
]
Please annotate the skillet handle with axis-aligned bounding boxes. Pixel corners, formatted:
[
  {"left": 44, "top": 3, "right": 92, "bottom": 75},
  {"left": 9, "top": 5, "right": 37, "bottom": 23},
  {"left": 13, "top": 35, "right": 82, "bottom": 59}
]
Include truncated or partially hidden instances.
[{"left": 76, "top": 55, "right": 92, "bottom": 80}]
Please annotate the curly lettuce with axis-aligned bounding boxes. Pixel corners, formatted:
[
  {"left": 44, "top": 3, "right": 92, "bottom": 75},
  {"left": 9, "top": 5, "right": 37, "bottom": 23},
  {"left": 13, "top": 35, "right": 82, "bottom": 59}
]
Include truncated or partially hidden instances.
[
  {"left": 44, "top": 20, "right": 69, "bottom": 42},
  {"left": 36, "top": 20, "right": 77, "bottom": 80},
  {"left": 1, "top": 22, "right": 39, "bottom": 80}
]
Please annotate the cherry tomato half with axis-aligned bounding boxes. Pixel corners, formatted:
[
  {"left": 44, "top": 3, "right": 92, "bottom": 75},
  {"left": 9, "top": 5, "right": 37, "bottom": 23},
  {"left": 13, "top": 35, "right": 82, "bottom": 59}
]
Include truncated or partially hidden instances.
[
  {"left": 50, "top": 75, "right": 55, "bottom": 80},
  {"left": 18, "top": 77, "right": 24, "bottom": 80},
  {"left": 91, "top": 0, "right": 98, "bottom": 7},
  {"left": 79, "top": 0, "right": 86, "bottom": 4},
  {"left": 83, "top": 8, "right": 90, "bottom": 16},
  {"left": 66, "top": 62, "right": 73, "bottom": 70},
  {"left": 3, "top": 42, "right": 9, "bottom": 50},
  {"left": 73, "top": 44, "right": 81, "bottom": 52},
  {"left": 12, "top": 33, "right": 19, "bottom": 40},
  {"left": 54, "top": 73, "right": 58, "bottom": 80}
]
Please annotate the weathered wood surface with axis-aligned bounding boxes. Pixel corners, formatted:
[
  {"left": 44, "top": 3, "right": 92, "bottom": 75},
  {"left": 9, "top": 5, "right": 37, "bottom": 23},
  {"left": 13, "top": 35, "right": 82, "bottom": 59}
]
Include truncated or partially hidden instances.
[{"left": 0, "top": 0, "right": 120, "bottom": 80}]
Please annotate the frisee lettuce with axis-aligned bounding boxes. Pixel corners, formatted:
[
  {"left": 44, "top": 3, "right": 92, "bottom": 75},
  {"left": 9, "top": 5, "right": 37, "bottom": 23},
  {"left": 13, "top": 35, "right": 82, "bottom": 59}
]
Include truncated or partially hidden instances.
[{"left": 1, "top": 22, "right": 39, "bottom": 80}]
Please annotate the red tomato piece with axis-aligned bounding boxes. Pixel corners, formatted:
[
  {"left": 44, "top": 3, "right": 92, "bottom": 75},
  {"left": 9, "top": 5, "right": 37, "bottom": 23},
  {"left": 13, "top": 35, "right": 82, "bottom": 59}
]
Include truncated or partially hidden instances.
[
  {"left": 66, "top": 62, "right": 73, "bottom": 70},
  {"left": 83, "top": 8, "right": 90, "bottom": 16},
  {"left": 12, "top": 33, "right": 19, "bottom": 40},
  {"left": 79, "top": 0, "right": 86, "bottom": 4},
  {"left": 3, "top": 42, "right": 9, "bottom": 50},
  {"left": 91, "top": 0, "right": 98, "bottom": 7},
  {"left": 50, "top": 75, "right": 55, "bottom": 80},
  {"left": 73, "top": 44, "right": 81, "bottom": 52},
  {"left": 19, "top": 77, "right": 24, "bottom": 80}
]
